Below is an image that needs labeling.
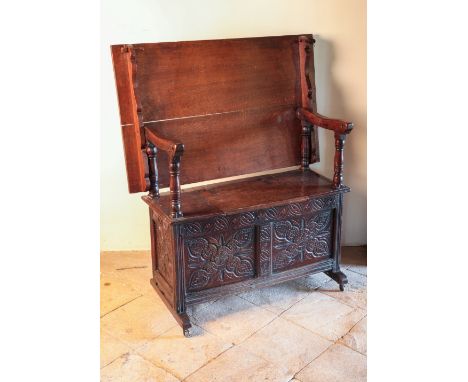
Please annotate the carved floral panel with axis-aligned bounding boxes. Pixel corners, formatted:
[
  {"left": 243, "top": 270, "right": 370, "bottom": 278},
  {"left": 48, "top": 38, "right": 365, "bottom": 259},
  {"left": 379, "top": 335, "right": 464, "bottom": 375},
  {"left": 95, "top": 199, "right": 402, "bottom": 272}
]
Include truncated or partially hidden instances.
[
  {"left": 185, "top": 227, "right": 255, "bottom": 291},
  {"left": 272, "top": 210, "right": 333, "bottom": 272}
]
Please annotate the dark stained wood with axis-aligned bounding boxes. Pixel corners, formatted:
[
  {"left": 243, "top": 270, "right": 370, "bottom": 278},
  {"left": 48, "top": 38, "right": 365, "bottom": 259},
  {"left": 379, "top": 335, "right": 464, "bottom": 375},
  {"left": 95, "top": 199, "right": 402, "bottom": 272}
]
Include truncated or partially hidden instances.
[
  {"left": 169, "top": 148, "right": 183, "bottom": 218},
  {"left": 184, "top": 224, "right": 256, "bottom": 292},
  {"left": 152, "top": 212, "right": 174, "bottom": 289},
  {"left": 144, "top": 127, "right": 184, "bottom": 213},
  {"left": 300, "top": 120, "right": 311, "bottom": 170},
  {"left": 296, "top": 107, "right": 353, "bottom": 135},
  {"left": 185, "top": 259, "right": 335, "bottom": 305},
  {"left": 325, "top": 270, "right": 348, "bottom": 291},
  {"left": 144, "top": 127, "right": 184, "bottom": 154},
  {"left": 110, "top": 34, "right": 355, "bottom": 336},
  {"left": 111, "top": 45, "right": 147, "bottom": 193},
  {"left": 144, "top": 105, "right": 301, "bottom": 188},
  {"left": 298, "top": 35, "right": 320, "bottom": 164},
  {"left": 298, "top": 36, "right": 314, "bottom": 169},
  {"left": 331, "top": 193, "right": 345, "bottom": 284},
  {"left": 142, "top": 169, "right": 348, "bottom": 221},
  {"left": 134, "top": 36, "right": 301, "bottom": 122},
  {"left": 149, "top": 210, "right": 157, "bottom": 274},
  {"left": 298, "top": 35, "right": 314, "bottom": 110},
  {"left": 296, "top": 107, "right": 353, "bottom": 188},
  {"left": 111, "top": 35, "right": 321, "bottom": 193},
  {"left": 333, "top": 134, "right": 347, "bottom": 189},
  {"left": 145, "top": 143, "right": 159, "bottom": 197},
  {"left": 177, "top": 194, "right": 339, "bottom": 292}
]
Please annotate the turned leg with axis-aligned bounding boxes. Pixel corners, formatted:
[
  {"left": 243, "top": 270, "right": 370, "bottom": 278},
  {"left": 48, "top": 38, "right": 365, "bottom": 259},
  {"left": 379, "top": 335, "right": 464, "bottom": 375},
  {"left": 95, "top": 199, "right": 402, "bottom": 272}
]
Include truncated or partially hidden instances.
[
  {"left": 327, "top": 185, "right": 347, "bottom": 291},
  {"left": 333, "top": 133, "right": 346, "bottom": 189},
  {"left": 145, "top": 143, "right": 159, "bottom": 198},
  {"left": 169, "top": 146, "right": 184, "bottom": 218},
  {"left": 179, "top": 312, "right": 192, "bottom": 337},
  {"left": 300, "top": 120, "right": 311, "bottom": 170},
  {"left": 325, "top": 270, "right": 348, "bottom": 291}
]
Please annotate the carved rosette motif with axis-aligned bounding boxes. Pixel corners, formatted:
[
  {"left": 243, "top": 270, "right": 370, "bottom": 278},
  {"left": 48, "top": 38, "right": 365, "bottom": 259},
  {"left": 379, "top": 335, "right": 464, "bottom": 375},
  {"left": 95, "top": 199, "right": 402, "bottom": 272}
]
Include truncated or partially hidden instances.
[
  {"left": 272, "top": 210, "right": 333, "bottom": 272},
  {"left": 155, "top": 215, "right": 173, "bottom": 285},
  {"left": 185, "top": 227, "right": 255, "bottom": 291}
]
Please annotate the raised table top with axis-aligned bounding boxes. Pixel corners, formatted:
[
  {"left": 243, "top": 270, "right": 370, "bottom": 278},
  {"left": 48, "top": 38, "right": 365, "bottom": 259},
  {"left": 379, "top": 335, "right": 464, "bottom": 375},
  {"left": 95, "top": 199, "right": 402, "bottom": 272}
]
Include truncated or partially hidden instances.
[
  {"left": 112, "top": 34, "right": 319, "bottom": 193},
  {"left": 143, "top": 169, "right": 349, "bottom": 222}
]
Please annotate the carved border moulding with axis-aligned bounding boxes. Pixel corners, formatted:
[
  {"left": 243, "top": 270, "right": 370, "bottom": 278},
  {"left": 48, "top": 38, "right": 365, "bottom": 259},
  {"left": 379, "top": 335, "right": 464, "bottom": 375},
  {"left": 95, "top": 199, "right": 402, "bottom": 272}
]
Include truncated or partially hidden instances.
[
  {"left": 181, "top": 212, "right": 257, "bottom": 238},
  {"left": 185, "top": 227, "right": 255, "bottom": 291},
  {"left": 258, "top": 224, "right": 272, "bottom": 276},
  {"left": 272, "top": 210, "right": 333, "bottom": 273},
  {"left": 180, "top": 195, "right": 338, "bottom": 238},
  {"left": 258, "top": 194, "right": 338, "bottom": 223}
]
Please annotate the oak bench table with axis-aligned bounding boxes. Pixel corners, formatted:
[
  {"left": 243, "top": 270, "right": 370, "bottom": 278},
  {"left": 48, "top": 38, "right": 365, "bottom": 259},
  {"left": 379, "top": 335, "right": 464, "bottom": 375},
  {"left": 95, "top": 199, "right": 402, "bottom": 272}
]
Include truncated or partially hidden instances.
[{"left": 111, "top": 34, "right": 354, "bottom": 336}]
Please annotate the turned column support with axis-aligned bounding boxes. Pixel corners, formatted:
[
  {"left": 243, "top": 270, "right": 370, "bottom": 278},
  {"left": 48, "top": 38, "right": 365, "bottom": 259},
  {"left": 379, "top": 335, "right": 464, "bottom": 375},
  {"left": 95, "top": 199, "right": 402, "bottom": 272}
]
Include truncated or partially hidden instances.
[
  {"left": 333, "top": 133, "right": 347, "bottom": 189},
  {"left": 295, "top": 108, "right": 353, "bottom": 187},
  {"left": 169, "top": 145, "right": 184, "bottom": 218},
  {"left": 145, "top": 142, "right": 159, "bottom": 198},
  {"left": 301, "top": 121, "right": 312, "bottom": 170},
  {"left": 144, "top": 127, "right": 185, "bottom": 218}
]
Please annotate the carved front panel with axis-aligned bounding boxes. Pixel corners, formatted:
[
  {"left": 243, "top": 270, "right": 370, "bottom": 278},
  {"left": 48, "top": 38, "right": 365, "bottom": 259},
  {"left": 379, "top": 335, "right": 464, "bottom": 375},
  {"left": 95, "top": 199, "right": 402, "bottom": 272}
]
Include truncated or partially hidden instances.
[
  {"left": 184, "top": 227, "right": 255, "bottom": 292},
  {"left": 271, "top": 210, "right": 333, "bottom": 272},
  {"left": 180, "top": 195, "right": 338, "bottom": 291}
]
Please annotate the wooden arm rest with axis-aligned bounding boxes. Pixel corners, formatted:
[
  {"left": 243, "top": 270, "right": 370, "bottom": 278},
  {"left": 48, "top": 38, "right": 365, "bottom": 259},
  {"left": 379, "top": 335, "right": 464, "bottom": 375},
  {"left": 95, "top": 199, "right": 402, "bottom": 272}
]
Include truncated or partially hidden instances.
[
  {"left": 144, "top": 127, "right": 184, "bottom": 218},
  {"left": 296, "top": 108, "right": 353, "bottom": 135},
  {"left": 145, "top": 127, "right": 184, "bottom": 155},
  {"left": 296, "top": 108, "right": 353, "bottom": 189}
]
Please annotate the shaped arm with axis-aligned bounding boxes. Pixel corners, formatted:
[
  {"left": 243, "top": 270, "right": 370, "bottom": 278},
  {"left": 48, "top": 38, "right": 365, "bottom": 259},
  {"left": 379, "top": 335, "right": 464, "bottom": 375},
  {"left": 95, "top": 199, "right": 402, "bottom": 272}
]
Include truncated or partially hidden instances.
[
  {"left": 296, "top": 108, "right": 354, "bottom": 189},
  {"left": 145, "top": 127, "right": 184, "bottom": 156},
  {"left": 296, "top": 108, "right": 353, "bottom": 135},
  {"left": 144, "top": 127, "right": 184, "bottom": 218}
]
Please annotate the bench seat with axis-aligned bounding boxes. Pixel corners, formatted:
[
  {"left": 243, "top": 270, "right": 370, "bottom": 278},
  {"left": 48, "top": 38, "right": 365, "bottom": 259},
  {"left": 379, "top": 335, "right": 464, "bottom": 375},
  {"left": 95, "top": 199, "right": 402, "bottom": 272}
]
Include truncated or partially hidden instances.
[{"left": 143, "top": 169, "right": 349, "bottom": 221}]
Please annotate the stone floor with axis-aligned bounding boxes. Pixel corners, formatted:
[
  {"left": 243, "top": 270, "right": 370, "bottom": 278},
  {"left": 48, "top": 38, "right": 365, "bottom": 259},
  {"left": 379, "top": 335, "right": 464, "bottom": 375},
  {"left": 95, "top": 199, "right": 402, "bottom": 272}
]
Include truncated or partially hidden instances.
[{"left": 101, "top": 247, "right": 367, "bottom": 382}]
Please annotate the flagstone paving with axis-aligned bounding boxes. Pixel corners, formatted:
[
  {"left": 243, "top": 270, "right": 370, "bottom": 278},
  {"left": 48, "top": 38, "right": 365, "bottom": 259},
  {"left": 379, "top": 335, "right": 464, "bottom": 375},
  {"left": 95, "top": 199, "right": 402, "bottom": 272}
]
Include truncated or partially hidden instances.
[{"left": 101, "top": 246, "right": 367, "bottom": 381}]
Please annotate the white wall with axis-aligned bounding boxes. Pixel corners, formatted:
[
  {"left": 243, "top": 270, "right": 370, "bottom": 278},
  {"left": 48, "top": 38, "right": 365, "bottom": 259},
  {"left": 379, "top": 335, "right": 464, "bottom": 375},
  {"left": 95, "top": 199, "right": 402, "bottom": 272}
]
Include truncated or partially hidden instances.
[{"left": 101, "top": 0, "right": 367, "bottom": 250}]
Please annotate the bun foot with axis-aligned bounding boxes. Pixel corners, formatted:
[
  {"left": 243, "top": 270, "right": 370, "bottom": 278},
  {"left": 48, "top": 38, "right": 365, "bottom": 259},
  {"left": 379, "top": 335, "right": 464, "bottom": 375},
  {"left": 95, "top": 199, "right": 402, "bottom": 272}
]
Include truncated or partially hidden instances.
[
  {"left": 178, "top": 312, "right": 192, "bottom": 338},
  {"left": 325, "top": 270, "right": 348, "bottom": 291}
]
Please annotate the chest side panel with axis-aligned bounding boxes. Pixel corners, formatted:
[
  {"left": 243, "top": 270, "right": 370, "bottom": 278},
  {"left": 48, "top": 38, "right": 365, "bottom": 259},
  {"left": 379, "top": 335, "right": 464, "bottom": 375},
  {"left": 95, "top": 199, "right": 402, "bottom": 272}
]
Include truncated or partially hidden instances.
[{"left": 154, "top": 214, "right": 174, "bottom": 287}]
